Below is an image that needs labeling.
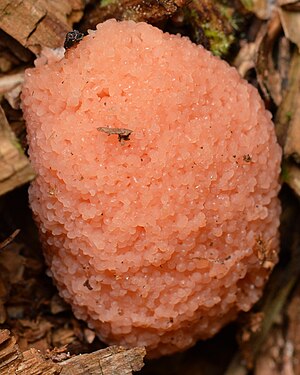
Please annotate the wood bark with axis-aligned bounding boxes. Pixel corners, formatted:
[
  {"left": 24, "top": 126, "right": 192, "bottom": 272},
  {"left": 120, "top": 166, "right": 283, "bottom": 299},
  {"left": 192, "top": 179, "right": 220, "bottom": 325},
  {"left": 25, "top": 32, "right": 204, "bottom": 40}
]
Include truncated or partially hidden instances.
[
  {"left": 0, "top": 329, "right": 146, "bottom": 375},
  {"left": 0, "top": 0, "right": 84, "bottom": 54}
]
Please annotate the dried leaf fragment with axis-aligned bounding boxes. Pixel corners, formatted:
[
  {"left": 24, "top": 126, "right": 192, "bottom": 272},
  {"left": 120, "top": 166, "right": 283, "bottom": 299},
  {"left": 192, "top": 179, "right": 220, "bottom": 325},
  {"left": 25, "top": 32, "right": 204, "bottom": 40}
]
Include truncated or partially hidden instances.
[
  {"left": 275, "top": 50, "right": 300, "bottom": 160},
  {"left": 278, "top": 7, "right": 300, "bottom": 50},
  {"left": 256, "top": 12, "right": 283, "bottom": 105},
  {"left": 97, "top": 126, "right": 133, "bottom": 142},
  {"left": 246, "top": 0, "right": 275, "bottom": 19}
]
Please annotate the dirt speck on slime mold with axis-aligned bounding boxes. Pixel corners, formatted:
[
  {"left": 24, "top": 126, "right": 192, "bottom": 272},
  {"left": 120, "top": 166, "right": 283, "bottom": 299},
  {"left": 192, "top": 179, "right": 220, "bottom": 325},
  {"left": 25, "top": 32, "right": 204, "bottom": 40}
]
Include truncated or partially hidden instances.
[{"left": 21, "top": 19, "right": 282, "bottom": 357}]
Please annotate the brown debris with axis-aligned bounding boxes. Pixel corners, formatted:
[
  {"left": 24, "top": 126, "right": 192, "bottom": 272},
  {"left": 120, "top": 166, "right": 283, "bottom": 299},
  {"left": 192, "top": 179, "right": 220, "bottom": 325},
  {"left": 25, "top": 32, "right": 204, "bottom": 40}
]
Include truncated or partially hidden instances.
[
  {"left": 97, "top": 126, "right": 133, "bottom": 143},
  {"left": 80, "top": 0, "right": 188, "bottom": 30},
  {"left": 234, "top": 271, "right": 298, "bottom": 370},
  {"left": 286, "top": 284, "right": 300, "bottom": 375},
  {"left": 243, "top": 154, "right": 252, "bottom": 162},
  {"left": 50, "top": 294, "right": 70, "bottom": 315},
  {"left": 278, "top": 1, "right": 300, "bottom": 49},
  {"left": 0, "top": 229, "right": 20, "bottom": 250},
  {"left": 253, "top": 281, "right": 300, "bottom": 375},
  {"left": 0, "top": 329, "right": 22, "bottom": 374},
  {"left": 0, "top": 71, "right": 24, "bottom": 108},
  {"left": 254, "top": 326, "right": 288, "bottom": 375},
  {"left": 253, "top": 236, "right": 277, "bottom": 269},
  {"left": 59, "top": 346, "right": 146, "bottom": 375},
  {"left": 239, "top": 312, "right": 265, "bottom": 343},
  {"left": 276, "top": 50, "right": 300, "bottom": 162},
  {"left": 0, "top": 0, "right": 85, "bottom": 54},
  {"left": 0, "top": 105, "right": 34, "bottom": 196},
  {"left": 0, "top": 329, "right": 146, "bottom": 375},
  {"left": 0, "top": 29, "right": 33, "bottom": 74},
  {"left": 284, "top": 163, "right": 300, "bottom": 197},
  {"left": 256, "top": 12, "right": 283, "bottom": 105},
  {"left": 247, "top": 0, "right": 275, "bottom": 20}
]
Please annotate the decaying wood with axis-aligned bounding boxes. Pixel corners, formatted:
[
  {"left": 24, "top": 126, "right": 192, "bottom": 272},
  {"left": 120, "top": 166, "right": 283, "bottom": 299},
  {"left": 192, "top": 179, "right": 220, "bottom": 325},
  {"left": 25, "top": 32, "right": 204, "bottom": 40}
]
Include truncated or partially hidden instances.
[
  {"left": 0, "top": 329, "right": 22, "bottom": 374},
  {"left": 0, "top": 0, "right": 85, "bottom": 54},
  {"left": 0, "top": 106, "right": 34, "bottom": 196},
  {"left": 60, "top": 346, "right": 146, "bottom": 375},
  {"left": 80, "top": 0, "right": 187, "bottom": 31},
  {"left": 0, "top": 329, "right": 146, "bottom": 375},
  {"left": 0, "top": 29, "right": 33, "bottom": 74}
]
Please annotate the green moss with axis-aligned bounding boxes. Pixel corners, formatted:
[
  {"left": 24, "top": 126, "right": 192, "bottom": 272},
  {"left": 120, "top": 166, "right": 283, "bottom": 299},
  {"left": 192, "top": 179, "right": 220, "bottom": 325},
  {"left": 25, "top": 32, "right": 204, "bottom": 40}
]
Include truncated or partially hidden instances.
[
  {"left": 280, "top": 162, "right": 290, "bottom": 183},
  {"left": 202, "top": 22, "right": 234, "bottom": 56},
  {"left": 185, "top": 1, "right": 240, "bottom": 57},
  {"left": 100, "top": 0, "right": 118, "bottom": 7},
  {"left": 286, "top": 111, "right": 293, "bottom": 122},
  {"left": 240, "top": 0, "right": 253, "bottom": 11},
  {"left": 12, "top": 139, "right": 24, "bottom": 154}
]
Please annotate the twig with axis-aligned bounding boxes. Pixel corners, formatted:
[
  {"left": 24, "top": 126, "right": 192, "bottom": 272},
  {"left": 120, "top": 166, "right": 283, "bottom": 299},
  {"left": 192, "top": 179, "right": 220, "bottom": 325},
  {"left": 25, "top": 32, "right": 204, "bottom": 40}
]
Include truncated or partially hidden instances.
[{"left": 0, "top": 229, "right": 20, "bottom": 250}]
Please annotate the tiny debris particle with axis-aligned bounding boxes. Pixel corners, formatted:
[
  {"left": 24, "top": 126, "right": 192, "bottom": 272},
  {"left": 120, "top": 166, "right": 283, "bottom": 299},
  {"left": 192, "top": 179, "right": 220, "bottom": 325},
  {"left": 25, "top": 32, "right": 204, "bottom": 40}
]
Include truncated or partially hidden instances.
[
  {"left": 97, "top": 126, "right": 133, "bottom": 143},
  {"left": 83, "top": 279, "right": 93, "bottom": 290},
  {"left": 243, "top": 154, "right": 252, "bottom": 162},
  {"left": 64, "top": 30, "right": 84, "bottom": 50}
]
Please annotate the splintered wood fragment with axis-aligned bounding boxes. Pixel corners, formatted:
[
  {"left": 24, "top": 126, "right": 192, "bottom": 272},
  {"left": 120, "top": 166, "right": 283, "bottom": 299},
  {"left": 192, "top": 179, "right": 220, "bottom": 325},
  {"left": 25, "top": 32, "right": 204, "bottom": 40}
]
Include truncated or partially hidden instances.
[
  {"left": 0, "top": 0, "right": 84, "bottom": 54},
  {"left": 0, "top": 106, "right": 35, "bottom": 196},
  {"left": 97, "top": 126, "right": 133, "bottom": 142},
  {"left": 0, "top": 30, "right": 33, "bottom": 63},
  {"left": 0, "top": 229, "right": 20, "bottom": 250},
  {"left": 0, "top": 329, "right": 22, "bottom": 374},
  {"left": 60, "top": 346, "right": 146, "bottom": 375},
  {"left": 0, "top": 329, "right": 146, "bottom": 375},
  {"left": 15, "top": 349, "right": 61, "bottom": 375}
]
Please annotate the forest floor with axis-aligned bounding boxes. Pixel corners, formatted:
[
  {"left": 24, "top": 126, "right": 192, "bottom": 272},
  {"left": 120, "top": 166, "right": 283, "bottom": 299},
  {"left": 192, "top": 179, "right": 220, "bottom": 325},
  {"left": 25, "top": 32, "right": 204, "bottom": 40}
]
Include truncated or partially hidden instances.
[{"left": 0, "top": 1, "right": 300, "bottom": 374}]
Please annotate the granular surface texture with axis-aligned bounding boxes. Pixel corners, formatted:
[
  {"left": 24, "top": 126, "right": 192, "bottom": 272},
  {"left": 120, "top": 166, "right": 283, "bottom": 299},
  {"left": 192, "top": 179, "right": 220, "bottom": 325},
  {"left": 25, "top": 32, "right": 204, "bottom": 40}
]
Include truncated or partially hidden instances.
[{"left": 22, "top": 20, "right": 282, "bottom": 357}]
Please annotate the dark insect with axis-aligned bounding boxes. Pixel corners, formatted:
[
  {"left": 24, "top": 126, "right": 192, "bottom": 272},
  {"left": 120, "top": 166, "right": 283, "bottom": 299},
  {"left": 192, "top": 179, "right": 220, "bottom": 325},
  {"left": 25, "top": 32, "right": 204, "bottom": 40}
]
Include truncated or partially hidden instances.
[
  {"left": 97, "top": 127, "right": 133, "bottom": 143},
  {"left": 64, "top": 30, "right": 84, "bottom": 50}
]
